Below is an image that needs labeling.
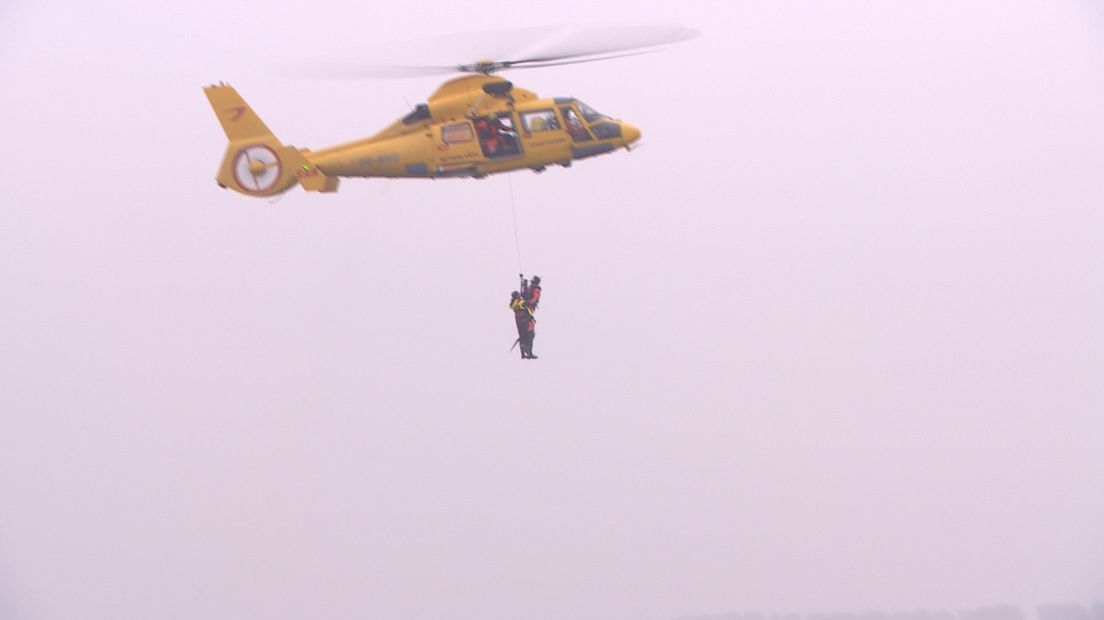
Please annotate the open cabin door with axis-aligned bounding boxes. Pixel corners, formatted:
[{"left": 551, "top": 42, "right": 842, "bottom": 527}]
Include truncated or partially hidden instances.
[{"left": 473, "top": 113, "right": 521, "bottom": 159}]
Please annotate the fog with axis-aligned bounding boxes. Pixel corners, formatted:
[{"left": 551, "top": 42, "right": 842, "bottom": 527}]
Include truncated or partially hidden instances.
[
  {"left": 1, "top": 1, "right": 1102, "bottom": 619},
  {"left": 683, "top": 604, "right": 1104, "bottom": 620}
]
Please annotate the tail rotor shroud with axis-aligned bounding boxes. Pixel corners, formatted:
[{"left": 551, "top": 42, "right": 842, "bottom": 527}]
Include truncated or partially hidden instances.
[{"left": 232, "top": 145, "right": 282, "bottom": 193}]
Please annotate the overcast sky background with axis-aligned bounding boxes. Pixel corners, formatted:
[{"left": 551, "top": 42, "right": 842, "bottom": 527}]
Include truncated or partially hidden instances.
[{"left": 1, "top": 1, "right": 1103, "bottom": 619}]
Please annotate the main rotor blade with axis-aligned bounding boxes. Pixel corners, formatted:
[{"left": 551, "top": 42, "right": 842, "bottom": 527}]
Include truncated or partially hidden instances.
[
  {"left": 280, "top": 23, "right": 699, "bottom": 80},
  {"left": 500, "top": 49, "right": 662, "bottom": 71},
  {"left": 504, "top": 24, "right": 699, "bottom": 65},
  {"left": 282, "top": 62, "right": 461, "bottom": 80}
]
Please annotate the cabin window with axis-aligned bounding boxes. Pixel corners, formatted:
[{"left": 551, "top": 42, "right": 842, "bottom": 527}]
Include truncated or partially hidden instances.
[
  {"left": 560, "top": 106, "right": 592, "bottom": 142},
  {"left": 442, "top": 122, "right": 474, "bottom": 144},
  {"left": 521, "top": 109, "right": 561, "bottom": 133}
]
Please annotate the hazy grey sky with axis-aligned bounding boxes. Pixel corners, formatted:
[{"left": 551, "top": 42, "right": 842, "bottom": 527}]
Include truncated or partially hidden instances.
[{"left": 2, "top": 1, "right": 1102, "bottom": 619}]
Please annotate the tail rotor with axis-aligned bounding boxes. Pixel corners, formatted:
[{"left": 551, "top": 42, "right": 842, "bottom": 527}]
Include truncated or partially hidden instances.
[{"left": 232, "top": 145, "right": 283, "bottom": 193}]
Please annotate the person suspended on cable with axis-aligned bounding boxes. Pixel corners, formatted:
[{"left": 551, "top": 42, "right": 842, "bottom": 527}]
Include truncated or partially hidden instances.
[
  {"left": 524, "top": 275, "right": 541, "bottom": 311},
  {"left": 509, "top": 291, "right": 537, "bottom": 360}
]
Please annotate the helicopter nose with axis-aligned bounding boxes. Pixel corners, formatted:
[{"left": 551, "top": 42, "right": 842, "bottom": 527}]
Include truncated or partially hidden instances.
[{"left": 622, "top": 123, "right": 642, "bottom": 145}]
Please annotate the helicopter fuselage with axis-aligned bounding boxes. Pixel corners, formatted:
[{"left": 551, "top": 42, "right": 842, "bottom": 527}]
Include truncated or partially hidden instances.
[
  {"left": 204, "top": 75, "right": 641, "bottom": 197},
  {"left": 307, "top": 75, "right": 641, "bottom": 180}
]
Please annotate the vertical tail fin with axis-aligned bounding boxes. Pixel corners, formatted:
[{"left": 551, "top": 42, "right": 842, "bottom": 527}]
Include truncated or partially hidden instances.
[
  {"left": 203, "top": 83, "right": 338, "bottom": 197},
  {"left": 204, "top": 83, "right": 276, "bottom": 141}
]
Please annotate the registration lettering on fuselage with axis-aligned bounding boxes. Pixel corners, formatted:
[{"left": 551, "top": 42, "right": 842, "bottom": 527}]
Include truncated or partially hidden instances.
[
  {"left": 439, "top": 152, "right": 480, "bottom": 163},
  {"left": 527, "top": 137, "right": 568, "bottom": 148},
  {"left": 359, "top": 153, "right": 401, "bottom": 167}
]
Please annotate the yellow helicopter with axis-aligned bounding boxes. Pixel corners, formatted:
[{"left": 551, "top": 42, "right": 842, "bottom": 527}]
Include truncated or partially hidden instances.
[{"left": 203, "top": 27, "right": 695, "bottom": 197}]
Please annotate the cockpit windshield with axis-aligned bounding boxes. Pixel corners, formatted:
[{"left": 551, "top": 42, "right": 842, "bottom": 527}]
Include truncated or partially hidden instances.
[{"left": 576, "top": 102, "right": 607, "bottom": 123}]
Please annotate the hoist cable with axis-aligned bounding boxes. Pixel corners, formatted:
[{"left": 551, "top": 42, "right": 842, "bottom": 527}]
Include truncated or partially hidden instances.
[{"left": 508, "top": 174, "right": 523, "bottom": 274}]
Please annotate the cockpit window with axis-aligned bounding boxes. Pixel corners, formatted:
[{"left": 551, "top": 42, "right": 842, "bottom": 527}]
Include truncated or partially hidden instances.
[
  {"left": 576, "top": 102, "right": 607, "bottom": 123},
  {"left": 561, "top": 106, "right": 592, "bottom": 143}
]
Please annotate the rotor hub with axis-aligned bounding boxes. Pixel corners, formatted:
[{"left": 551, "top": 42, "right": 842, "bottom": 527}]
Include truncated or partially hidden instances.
[{"left": 460, "top": 59, "right": 504, "bottom": 75}]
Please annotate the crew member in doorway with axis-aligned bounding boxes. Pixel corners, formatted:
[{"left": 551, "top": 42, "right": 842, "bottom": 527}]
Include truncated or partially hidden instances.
[{"left": 476, "top": 115, "right": 515, "bottom": 157}]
